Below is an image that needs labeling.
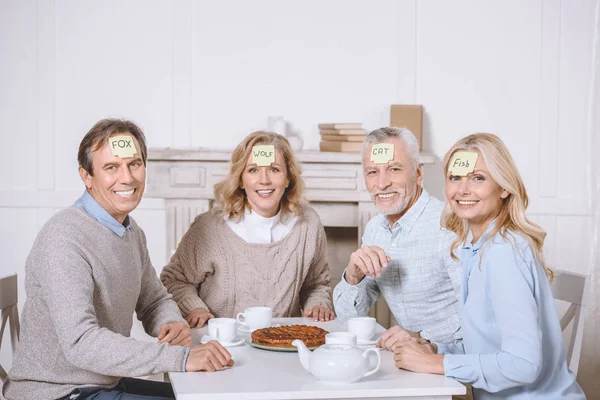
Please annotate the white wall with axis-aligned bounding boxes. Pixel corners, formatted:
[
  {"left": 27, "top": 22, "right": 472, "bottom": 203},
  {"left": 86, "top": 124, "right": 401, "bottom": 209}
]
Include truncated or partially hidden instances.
[{"left": 1, "top": 0, "right": 598, "bottom": 396}]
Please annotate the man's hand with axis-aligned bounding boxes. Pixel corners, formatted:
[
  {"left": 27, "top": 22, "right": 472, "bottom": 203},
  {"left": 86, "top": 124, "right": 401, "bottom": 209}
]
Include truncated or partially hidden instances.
[
  {"left": 393, "top": 337, "right": 443, "bottom": 374},
  {"left": 304, "top": 305, "right": 336, "bottom": 321},
  {"left": 185, "top": 341, "right": 235, "bottom": 372},
  {"left": 376, "top": 325, "right": 420, "bottom": 351},
  {"left": 158, "top": 321, "right": 191, "bottom": 346},
  {"left": 345, "top": 246, "right": 391, "bottom": 285},
  {"left": 185, "top": 308, "right": 214, "bottom": 328}
]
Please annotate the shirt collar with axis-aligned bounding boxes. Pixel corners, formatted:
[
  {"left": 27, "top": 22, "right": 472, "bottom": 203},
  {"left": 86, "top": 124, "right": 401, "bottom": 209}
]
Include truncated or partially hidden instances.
[
  {"left": 463, "top": 219, "right": 497, "bottom": 251},
  {"left": 244, "top": 207, "right": 280, "bottom": 228},
  {"left": 74, "top": 190, "right": 133, "bottom": 237},
  {"left": 378, "top": 188, "right": 431, "bottom": 233}
]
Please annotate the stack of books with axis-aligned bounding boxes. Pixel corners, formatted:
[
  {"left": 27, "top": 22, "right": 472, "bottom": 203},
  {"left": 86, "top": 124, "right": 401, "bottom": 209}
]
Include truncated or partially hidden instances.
[{"left": 318, "top": 123, "right": 366, "bottom": 152}]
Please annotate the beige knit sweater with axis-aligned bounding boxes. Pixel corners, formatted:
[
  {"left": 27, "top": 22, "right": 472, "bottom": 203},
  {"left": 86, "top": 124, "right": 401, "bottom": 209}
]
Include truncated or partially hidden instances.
[{"left": 161, "top": 205, "right": 333, "bottom": 318}]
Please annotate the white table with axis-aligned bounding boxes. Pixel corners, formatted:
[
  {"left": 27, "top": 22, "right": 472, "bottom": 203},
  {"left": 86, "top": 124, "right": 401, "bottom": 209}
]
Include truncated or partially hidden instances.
[{"left": 169, "top": 317, "right": 465, "bottom": 400}]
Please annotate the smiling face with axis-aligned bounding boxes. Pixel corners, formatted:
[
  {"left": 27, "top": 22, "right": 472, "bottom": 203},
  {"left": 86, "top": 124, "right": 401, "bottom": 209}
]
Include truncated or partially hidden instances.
[
  {"left": 363, "top": 138, "right": 423, "bottom": 224},
  {"left": 240, "top": 150, "right": 290, "bottom": 218},
  {"left": 445, "top": 151, "right": 509, "bottom": 240},
  {"left": 79, "top": 133, "right": 146, "bottom": 223}
]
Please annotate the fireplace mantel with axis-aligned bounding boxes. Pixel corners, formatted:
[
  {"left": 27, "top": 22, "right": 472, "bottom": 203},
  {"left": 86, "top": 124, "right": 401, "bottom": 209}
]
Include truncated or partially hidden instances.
[
  {"left": 146, "top": 148, "right": 435, "bottom": 255},
  {"left": 145, "top": 148, "right": 434, "bottom": 328}
]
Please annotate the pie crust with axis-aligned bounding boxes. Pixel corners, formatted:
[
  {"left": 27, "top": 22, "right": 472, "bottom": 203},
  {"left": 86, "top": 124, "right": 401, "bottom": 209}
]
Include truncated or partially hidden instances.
[{"left": 251, "top": 325, "right": 328, "bottom": 348}]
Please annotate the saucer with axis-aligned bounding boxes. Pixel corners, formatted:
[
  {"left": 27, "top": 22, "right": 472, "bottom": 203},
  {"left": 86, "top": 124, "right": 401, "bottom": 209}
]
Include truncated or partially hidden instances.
[
  {"left": 201, "top": 335, "right": 245, "bottom": 347},
  {"left": 237, "top": 325, "right": 251, "bottom": 334},
  {"left": 357, "top": 335, "right": 380, "bottom": 346}
]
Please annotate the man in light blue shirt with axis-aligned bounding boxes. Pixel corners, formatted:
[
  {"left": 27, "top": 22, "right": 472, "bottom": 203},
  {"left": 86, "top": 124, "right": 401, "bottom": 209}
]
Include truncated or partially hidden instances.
[{"left": 333, "top": 127, "right": 461, "bottom": 345}]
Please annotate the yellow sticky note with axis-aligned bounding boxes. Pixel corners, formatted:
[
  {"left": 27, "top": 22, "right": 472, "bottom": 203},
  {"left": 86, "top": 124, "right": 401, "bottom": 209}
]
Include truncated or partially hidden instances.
[
  {"left": 370, "top": 143, "right": 394, "bottom": 164},
  {"left": 252, "top": 145, "right": 275, "bottom": 166},
  {"left": 108, "top": 136, "right": 137, "bottom": 158},
  {"left": 448, "top": 151, "right": 478, "bottom": 176}
]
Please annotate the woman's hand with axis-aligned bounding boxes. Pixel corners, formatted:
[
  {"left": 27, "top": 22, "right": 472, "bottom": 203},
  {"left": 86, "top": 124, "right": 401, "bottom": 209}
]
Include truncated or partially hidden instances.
[
  {"left": 304, "top": 305, "right": 336, "bottom": 321},
  {"left": 393, "top": 337, "right": 444, "bottom": 374},
  {"left": 376, "top": 325, "right": 420, "bottom": 351},
  {"left": 185, "top": 308, "right": 214, "bottom": 328}
]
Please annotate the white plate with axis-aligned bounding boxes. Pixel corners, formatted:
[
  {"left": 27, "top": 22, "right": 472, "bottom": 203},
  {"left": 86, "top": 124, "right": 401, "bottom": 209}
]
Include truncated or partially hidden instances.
[
  {"left": 201, "top": 335, "right": 245, "bottom": 347},
  {"left": 245, "top": 338, "right": 320, "bottom": 352}
]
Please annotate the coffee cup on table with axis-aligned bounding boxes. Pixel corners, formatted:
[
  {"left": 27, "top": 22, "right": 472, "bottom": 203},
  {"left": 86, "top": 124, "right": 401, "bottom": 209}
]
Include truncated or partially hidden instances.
[
  {"left": 236, "top": 306, "right": 272, "bottom": 331},
  {"left": 208, "top": 318, "right": 238, "bottom": 343},
  {"left": 325, "top": 332, "right": 357, "bottom": 346},
  {"left": 347, "top": 317, "right": 376, "bottom": 341}
]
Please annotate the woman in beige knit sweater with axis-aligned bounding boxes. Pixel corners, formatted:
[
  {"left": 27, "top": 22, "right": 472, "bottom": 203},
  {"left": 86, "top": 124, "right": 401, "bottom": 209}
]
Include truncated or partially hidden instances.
[{"left": 161, "top": 131, "right": 335, "bottom": 328}]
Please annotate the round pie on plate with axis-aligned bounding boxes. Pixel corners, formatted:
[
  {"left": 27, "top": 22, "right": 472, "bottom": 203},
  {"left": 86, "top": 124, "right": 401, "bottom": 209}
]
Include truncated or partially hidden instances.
[{"left": 251, "top": 325, "right": 328, "bottom": 348}]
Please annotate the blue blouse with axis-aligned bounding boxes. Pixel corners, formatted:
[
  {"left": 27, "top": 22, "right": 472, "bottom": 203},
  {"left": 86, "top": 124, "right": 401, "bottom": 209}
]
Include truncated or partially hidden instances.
[{"left": 437, "top": 225, "right": 585, "bottom": 399}]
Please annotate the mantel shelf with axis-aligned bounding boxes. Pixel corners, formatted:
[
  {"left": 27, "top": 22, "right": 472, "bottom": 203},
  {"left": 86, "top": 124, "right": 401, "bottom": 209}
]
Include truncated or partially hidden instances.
[{"left": 148, "top": 148, "right": 435, "bottom": 164}]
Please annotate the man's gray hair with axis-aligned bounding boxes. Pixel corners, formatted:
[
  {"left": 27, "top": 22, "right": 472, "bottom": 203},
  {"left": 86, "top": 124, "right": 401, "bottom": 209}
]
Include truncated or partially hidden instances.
[{"left": 362, "top": 127, "right": 420, "bottom": 170}]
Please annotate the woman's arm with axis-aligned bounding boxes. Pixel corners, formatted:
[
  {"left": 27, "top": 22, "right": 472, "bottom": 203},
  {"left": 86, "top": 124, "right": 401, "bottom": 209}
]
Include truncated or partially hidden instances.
[
  {"left": 299, "top": 222, "right": 334, "bottom": 312},
  {"left": 443, "top": 243, "right": 543, "bottom": 392},
  {"left": 160, "top": 215, "right": 213, "bottom": 317}
]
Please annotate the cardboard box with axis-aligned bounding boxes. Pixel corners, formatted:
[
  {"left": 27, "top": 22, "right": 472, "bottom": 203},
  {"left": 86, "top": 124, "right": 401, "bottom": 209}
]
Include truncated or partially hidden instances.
[
  {"left": 390, "top": 105, "right": 423, "bottom": 150},
  {"left": 319, "top": 140, "right": 362, "bottom": 152}
]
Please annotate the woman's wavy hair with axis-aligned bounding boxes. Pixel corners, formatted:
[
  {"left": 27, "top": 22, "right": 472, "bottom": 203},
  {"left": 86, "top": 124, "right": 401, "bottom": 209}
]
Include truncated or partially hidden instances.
[
  {"left": 441, "top": 133, "right": 553, "bottom": 280},
  {"left": 212, "top": 131, "right": 306, "bottom": 221}
]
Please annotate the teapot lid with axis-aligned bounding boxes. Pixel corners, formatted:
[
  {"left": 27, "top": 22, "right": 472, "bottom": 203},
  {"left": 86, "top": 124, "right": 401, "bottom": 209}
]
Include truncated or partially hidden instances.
[{"left": 320, "top": 344, "right": 356, "bottom": 352}]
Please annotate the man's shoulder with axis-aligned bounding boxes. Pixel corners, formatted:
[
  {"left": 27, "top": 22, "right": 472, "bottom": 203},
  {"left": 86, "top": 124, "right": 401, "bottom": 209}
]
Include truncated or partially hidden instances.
[
  {"left": 40, "top": 206, "right": 91, "bottom": 235},
  {"left": 422, "top": 193, "right": 445, "bottom": 215},
  {"left": 364, "top": 212, "right": 385, "bottom": 231},
  {"left": 28, "top": 207, "right": 95, "bottom": 259}
]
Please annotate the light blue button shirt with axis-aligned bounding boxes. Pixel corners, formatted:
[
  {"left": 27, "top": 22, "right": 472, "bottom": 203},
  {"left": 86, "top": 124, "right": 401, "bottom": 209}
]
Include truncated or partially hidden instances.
[
  {"left": 74, "top": 190, "right": 133, "bottom": 236},
  {"left": 439, "top": 224, "right": 585, "bottom": 399},
  {"left": 333, "top": 189, "right": 462, "bottom": 343}
]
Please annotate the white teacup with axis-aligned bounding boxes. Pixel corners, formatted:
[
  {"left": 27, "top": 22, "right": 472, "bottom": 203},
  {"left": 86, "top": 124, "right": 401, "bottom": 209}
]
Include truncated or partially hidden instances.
[
  {"left": 326, "top": 332, "right": 357, "bottom": 347},
  {"left": 208, "top": 318, "right": 237, "bottom": 343},
  {"left": 347, "top": 317, "right": 376, "bottom": 341},
  {"left": 236, "top": 306, "right": 272, "bottom": 331}
]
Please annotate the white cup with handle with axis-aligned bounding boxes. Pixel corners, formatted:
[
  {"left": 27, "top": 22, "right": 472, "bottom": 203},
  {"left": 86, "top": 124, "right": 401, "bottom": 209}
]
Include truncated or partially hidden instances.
[
  {"left": 347, "top": 317, "right": 377, "bottom": 341},
  {"left": 208, "top": 318, "right": 237, "bottom": 343},
  {"left": 236, "top": 306, "right": 272, "bottom": 331}
]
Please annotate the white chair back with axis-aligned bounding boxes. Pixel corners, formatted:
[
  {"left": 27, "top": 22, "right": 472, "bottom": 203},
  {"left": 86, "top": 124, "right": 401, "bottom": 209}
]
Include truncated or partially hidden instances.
[
  {"left": 550, "top": 269, "right": 589, "bottom": 377},
  {"left": 0, "top": 274, "right": 20, "bottom": 383}
]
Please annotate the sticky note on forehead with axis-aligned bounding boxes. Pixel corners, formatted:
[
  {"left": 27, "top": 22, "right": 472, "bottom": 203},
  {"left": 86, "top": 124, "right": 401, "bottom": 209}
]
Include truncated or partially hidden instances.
[
  {"left": 370, "top": 143, "right": 394, "bottom": 164},
  {"left": 252, "top": 145, "right": 275, "bottom": 166},
  {"left": 449, "top": 151, "right": 478, "bottom": 176},
  {"left": 109, "top": 136, "right": 137, "bottom": 158}
]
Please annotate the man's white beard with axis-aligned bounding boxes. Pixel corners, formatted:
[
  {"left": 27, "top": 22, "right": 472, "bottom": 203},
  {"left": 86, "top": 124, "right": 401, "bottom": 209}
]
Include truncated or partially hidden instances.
[{"left": 370, "top": 187, "right": 413, "bottom": 216}]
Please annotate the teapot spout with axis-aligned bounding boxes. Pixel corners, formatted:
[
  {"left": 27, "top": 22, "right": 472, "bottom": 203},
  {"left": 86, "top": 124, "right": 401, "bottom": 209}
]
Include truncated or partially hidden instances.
[{"left": 292, "top": 339, "right": 311, "bottom": 372}]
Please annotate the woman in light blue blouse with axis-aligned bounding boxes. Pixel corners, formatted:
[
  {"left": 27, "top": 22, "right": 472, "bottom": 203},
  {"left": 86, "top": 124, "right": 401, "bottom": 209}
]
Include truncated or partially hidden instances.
[{"left": 392, "top": 133, "right": 585, "bottom": 399}]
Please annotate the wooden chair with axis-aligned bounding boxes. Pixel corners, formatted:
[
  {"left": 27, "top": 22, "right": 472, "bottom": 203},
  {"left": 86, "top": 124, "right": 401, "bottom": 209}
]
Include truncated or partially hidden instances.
[
  {"left": 550, "top": 269, "right": 590, "bottom": 377},
  {"left": 0, "top": 274, "right": 20, "bottom": 383}
]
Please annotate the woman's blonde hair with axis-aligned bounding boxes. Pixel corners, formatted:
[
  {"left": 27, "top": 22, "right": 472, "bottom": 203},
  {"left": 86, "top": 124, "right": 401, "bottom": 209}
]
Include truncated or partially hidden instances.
[
  {"left": 212, "top": 131, "right": 306, "bottom": 221},
  {"left": 441, "top": 133, "right": 553, "bottom": 280}
]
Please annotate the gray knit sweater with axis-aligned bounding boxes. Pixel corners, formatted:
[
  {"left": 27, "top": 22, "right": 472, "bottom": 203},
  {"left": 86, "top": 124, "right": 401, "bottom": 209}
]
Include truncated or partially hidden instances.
[
  {"left": 3, "top": 207, "right": 186, "bottom": 400},
  {"left": 161, "top": 206, "right": 333, "bottom": 318}
]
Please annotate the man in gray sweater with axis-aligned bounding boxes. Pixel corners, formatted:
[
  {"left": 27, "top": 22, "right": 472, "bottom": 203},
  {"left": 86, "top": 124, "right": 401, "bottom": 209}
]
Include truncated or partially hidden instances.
[{"left": 3, "top": 119, "right": 233, "bottom": 400}]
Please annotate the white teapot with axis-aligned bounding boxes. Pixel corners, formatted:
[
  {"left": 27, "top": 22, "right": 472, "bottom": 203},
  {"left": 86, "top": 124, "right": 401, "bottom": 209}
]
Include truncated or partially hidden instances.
[{"left": 292, "top": 339, "right": 381, "bottom": 384}]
